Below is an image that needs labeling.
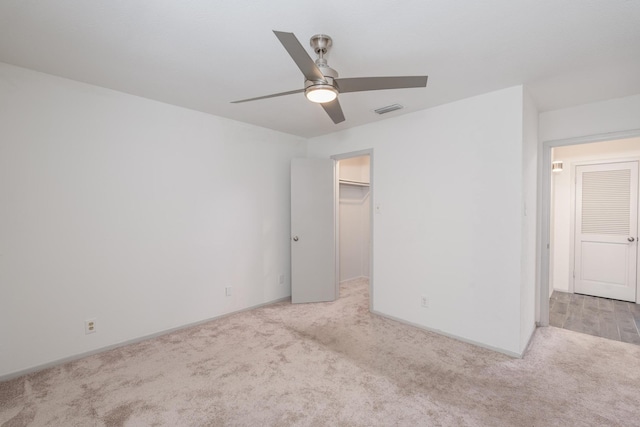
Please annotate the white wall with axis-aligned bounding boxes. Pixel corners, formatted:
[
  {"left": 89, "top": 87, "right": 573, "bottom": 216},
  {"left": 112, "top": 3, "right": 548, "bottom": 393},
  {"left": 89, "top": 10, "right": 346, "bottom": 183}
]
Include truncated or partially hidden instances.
[
  {"left": 339, "top": 156, "right": 370, "bottom": 183},
  {"left": 550, "top": 138, "right": 640, "bottom": 293},
  {"left": 338, "top": 156, "right": 370, "bottom": 282},
  {"left": 308, "top": 86, "right": 531, "bottom": 356},
  {"left": 520, "top": 88, "right": 538, "bottom": 352},
  {"left": 0, "top": 62, "right": 305, "bottom": 377},
  {"left": 539, "top": 94, "right": 640, "bottom": 142}
]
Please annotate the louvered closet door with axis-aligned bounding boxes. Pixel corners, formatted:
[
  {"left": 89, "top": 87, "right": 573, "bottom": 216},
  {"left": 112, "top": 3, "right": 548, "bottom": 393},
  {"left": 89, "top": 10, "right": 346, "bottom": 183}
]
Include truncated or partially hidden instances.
[{"left": 574, "top": 161, "right": 638, "bottom": 302}]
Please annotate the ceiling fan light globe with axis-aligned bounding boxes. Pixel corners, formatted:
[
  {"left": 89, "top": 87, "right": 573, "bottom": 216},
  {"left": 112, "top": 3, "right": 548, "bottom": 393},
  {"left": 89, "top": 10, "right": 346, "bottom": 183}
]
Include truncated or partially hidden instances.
[{"left": 305, "top": 86, "right": 338, "bottom": 103}]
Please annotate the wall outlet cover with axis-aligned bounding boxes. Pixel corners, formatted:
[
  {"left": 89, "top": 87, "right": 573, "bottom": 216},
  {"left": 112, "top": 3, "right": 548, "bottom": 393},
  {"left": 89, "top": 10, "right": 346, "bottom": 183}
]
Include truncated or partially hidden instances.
[
  {"left": 85, "top": 318, "right": 97, "bottom": 334},
  {"left": 420, "top": 296, "right": 429, "bottom": 308}
]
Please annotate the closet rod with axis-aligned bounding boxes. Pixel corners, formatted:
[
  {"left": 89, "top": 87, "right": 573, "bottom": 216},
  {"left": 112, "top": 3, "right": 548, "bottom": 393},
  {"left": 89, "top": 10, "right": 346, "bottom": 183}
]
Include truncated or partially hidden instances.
[{"left": 339, "top": 179, "right": 370, "bottom": 187}]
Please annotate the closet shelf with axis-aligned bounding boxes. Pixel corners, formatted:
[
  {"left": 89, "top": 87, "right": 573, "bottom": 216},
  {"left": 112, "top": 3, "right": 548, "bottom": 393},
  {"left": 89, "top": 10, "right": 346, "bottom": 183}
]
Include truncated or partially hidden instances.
[{"left": 339, "top": 179, "right": 370, "bottom": 187}]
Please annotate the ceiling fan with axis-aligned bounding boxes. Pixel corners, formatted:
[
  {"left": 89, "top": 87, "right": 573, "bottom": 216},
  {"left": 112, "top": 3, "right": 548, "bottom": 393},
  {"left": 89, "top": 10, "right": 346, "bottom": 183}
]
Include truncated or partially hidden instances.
[{"left": 232, "top": 31, "right": 428, "bottom": 124}]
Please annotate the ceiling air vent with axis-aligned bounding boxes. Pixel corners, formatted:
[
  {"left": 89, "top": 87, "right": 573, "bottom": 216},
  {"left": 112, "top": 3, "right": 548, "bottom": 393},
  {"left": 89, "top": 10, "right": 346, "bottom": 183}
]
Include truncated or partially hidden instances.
[{"left": 374, "top": 104, "right": 404, "bottom": 115}]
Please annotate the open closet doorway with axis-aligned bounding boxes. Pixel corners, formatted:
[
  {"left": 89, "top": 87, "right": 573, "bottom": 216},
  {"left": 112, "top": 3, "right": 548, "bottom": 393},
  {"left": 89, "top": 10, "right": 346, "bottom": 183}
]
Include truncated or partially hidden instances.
[{"left": 334, "top": 151, "right": 373, "bottom": 308}]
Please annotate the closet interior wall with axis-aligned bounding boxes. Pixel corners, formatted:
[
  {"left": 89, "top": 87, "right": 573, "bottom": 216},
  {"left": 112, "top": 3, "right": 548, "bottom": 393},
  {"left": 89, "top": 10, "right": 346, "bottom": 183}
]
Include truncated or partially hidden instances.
[{"left": 338, "top": 156, "right": 371, "bottom": 282}]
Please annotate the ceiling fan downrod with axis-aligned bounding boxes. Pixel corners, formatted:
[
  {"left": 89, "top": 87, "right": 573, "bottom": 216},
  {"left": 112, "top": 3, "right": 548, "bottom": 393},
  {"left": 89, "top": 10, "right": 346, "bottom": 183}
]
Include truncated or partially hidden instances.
[{"left": 310, "top": 34, "right": 338, "bottom": 80}]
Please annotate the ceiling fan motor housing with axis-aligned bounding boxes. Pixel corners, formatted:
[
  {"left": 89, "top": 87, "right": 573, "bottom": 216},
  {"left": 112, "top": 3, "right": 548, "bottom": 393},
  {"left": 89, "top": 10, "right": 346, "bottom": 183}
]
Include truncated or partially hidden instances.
[{"left": 313, "top": 61, "right": 338, "bottom": 79}]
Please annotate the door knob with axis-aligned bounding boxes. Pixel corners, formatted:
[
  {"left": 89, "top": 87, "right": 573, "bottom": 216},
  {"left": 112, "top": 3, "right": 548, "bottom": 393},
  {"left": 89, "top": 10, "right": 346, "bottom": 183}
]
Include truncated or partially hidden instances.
[
  {"left": 628, "top": 237, "right": 635, "bottom": 242},
  {"left": 293, "top": 236, "right": 299, "bottom": 242}
]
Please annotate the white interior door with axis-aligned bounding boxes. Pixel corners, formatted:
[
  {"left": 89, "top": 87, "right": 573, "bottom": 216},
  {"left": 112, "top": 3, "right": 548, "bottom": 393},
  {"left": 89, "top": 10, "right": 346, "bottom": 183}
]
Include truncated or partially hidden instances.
[
  {"left": 291, "top": 158, "right": 337, "bottom": 303},
  {"left": 574, "top": 161, "right": 638, "bottom": 302}
]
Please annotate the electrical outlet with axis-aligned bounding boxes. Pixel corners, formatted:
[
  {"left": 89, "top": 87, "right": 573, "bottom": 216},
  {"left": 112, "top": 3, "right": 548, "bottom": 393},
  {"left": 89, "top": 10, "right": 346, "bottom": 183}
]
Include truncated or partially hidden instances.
[
  {"left": 420, "top": 295, "right": 429, "bottom": 308},
  {"left": 278, "top": 274, "right": 285, "bottom": 285},
  {"left": 225, "top": 286, "right": 232, "bottom": 297},
  {"left": 85, "top": 318, "right": 97, "bottom": 334}
]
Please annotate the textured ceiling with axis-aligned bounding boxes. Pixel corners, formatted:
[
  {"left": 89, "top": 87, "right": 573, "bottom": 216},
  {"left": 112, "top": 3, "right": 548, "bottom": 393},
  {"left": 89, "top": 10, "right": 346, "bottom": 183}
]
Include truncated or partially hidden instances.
[{"left": 1, "top": 0, "right": 639, "bottom": 138}]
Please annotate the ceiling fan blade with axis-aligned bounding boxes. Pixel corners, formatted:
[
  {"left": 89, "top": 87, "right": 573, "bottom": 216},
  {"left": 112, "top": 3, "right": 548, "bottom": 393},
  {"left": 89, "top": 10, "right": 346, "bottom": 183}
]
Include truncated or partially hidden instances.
[
  {"left": 321, "top": 99, "right": 345, "bottom": 124},
  {"left": 335, "top": 76, "right": 428, "bottom": 93},
  {"left": 273, "top": 31, "right": 326, "bottom": 83},
  {"left": 231, "top": 88, "right": 304, "bottom": 103}
]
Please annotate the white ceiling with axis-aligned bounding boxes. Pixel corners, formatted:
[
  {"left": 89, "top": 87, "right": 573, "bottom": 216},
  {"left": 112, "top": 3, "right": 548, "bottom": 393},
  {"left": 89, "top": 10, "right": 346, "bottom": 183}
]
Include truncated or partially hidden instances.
[{"left": 1, "top": 0, "right": 639, "bottom": 138}]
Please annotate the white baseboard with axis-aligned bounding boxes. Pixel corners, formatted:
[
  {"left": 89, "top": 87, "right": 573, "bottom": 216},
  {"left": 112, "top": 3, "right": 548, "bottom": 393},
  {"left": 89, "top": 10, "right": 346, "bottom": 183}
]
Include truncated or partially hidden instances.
[
  {"left": 0, "top": 296, "right": 290, "bottom": 382},
  {"left": 371, "top": 310, "right": 526, "bottom": 359},
  {"left": 520, "top": 323, "right": 537, "bottom": 357}
]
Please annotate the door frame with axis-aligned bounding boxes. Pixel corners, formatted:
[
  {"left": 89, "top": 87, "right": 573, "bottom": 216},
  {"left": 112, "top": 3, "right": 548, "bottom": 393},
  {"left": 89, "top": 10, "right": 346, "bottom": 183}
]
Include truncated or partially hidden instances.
[
  {"left": 539, "top": 129, "right": 640, "bottom": 326},
  {"left": 331, "top": 149, "right": 374, "bottom": 311},
  {"left": 569, "top": 158, "right": 640, "bottom": 296}
]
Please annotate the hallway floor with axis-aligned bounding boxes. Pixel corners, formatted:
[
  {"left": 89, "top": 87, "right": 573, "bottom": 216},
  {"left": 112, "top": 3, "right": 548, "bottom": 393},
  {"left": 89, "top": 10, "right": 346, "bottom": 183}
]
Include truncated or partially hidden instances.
[{"left": 549, "top": 291, "right": 640, "bottom": 345}]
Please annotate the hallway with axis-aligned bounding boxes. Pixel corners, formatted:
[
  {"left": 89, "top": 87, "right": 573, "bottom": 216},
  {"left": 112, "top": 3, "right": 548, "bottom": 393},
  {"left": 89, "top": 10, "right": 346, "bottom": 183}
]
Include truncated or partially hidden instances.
[{"left": 549, "top": 291, "right": 640, "bottom": 345}]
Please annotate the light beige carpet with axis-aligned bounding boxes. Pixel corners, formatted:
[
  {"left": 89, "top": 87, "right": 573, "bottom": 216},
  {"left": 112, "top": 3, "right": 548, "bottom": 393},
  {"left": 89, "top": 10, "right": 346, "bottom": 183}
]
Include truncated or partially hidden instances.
[{"left": 1, "top": 278, "right": 639, "bottom": 426}]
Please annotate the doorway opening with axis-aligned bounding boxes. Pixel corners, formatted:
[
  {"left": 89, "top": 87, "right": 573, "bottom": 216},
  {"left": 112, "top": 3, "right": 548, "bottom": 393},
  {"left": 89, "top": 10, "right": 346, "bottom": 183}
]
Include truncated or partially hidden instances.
[
  {"left": 545, "top": 136, "right": 640, "bottom": 344},
  {"left": 333, "top": 150, "right": 373, "bottom": 309}
]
